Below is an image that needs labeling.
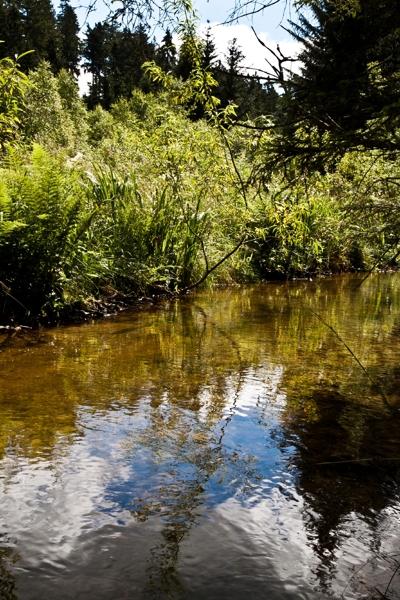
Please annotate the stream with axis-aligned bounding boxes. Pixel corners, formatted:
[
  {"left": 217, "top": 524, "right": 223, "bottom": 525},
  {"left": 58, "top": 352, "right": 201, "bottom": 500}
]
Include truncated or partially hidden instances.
[{"left": 0, "top": 273, "right": 400, "bottom": 599}]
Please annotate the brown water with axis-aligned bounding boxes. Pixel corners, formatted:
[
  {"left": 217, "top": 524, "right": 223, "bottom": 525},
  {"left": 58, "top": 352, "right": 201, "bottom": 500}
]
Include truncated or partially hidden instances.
[{"left": 1, "top": 274, "right": 400, "bottom": 600}]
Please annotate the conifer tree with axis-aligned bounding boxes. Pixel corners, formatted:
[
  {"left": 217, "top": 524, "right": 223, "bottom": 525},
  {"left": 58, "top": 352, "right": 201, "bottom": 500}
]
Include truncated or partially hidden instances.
[
  {"left": 287, "top": 0, "right": 400, "bottom": 139},
  {"left": 242, "top": 76, "right": 279, "bottom": 119},
  {"left": 0, "top": 0, "right": 59, "bottom": 71},
  {"left": 215, "top": 38, "right": 248, "bottom": 116},
  {"left": 83, "top": 22, "right": 156, "bottom": 108},
  {"left": 20, "top": 0, "right": 59, "bottom": 71},
  {"left": 156, "top": 29, "right": 176, "bottom": 72},
  {"left": 174, "top": 33, "right": 195, "bottom": 81},
  {"left": 264, "top": 0, "right": 400, "bottom": 168},
  {"left": 202, "top": 27, "right": 218, "bottom": 70},
  {"left": 56, "top": 0, "right": 81, "bottom": 77},
  {"left": 0, "top": 1, "right": 24, "bottom": 60},
  {"left": 107, "top": 24, "right": 156, "bottom": 101},
  {"left": 82, "top": 21, "right": 118, "bottom": 108}
]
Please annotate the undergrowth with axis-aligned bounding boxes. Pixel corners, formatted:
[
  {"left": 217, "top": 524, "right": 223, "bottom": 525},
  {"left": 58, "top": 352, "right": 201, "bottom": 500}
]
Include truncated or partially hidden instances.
[{"left": 0, "top": 63, "right": 399, "bottom": 324}]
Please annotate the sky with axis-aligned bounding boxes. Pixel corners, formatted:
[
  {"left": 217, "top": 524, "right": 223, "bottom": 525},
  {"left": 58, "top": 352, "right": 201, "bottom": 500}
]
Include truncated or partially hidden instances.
[
  {"left": 192, "top": 0, "right": 300, "bottom": 70},
  {"left": 74, "top": 0, "right": 302, "bottom": 94}
]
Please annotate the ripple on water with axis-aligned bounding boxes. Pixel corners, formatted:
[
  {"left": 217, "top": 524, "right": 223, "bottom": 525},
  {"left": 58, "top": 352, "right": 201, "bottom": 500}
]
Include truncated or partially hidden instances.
[{"left": 0, "top": 275, "right": 400, "bottom": 599}]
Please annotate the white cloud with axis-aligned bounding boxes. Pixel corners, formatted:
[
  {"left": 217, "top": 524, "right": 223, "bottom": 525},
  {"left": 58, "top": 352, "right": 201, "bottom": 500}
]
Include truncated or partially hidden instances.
[
  {"left": 78, "top": 22, "right": 302, "bottom": 97},
  {"left": 198, "top": 22, "right": 302, "bottom": 77}
]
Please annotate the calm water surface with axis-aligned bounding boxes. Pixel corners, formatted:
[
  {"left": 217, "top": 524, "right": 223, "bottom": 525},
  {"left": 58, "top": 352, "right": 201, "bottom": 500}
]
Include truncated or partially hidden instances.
[{"left": 1, "top": 274, "right": 400, "bottom": 599}]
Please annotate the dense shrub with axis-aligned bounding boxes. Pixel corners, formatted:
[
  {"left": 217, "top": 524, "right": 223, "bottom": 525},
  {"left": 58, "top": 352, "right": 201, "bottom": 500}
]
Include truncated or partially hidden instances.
[{"left": 0, "top": 63, "right": 399, "bottom": 323}]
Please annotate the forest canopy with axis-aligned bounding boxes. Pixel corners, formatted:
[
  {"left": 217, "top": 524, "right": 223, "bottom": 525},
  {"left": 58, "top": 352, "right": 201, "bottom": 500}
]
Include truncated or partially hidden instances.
[{"left": 2, "top": 0, "right": 399, "bottom": 163}]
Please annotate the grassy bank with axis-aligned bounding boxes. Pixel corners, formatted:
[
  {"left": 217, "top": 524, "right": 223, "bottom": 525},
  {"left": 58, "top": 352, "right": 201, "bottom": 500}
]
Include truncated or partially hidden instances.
[{"left": 0, "top": 64, "right": 398, "bottom": 325}]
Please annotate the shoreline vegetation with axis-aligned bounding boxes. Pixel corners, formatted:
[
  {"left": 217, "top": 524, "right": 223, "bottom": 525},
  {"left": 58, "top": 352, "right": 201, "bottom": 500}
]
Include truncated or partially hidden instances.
[{"left": 1, "top": 61, "right": 399, "bottom": 327}]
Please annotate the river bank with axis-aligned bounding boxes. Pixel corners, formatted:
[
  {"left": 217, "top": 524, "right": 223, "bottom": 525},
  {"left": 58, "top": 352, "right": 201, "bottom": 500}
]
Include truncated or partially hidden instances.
[{"left": 2, "top": 67, "right": 399, "bottom": 328}]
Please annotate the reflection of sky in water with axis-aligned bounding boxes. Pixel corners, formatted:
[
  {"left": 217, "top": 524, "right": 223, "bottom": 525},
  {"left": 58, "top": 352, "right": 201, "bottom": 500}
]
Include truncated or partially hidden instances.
[
  {"left": 100, "top": 366, "right": 290, "bottom": 513},
  {"left": 0, "top": 365, "right": 398, "bottom": 599},
  {"left": 1, "top": 275, "right": 400, "bottom": 598},
  {"left": 0, "top": 365, "right": 317, "bottom": 598}
]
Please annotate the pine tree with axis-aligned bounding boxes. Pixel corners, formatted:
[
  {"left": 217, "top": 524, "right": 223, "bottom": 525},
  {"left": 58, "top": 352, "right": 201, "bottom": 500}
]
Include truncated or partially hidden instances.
[
  {"left": 268, "top": 0, "right": 400, "bottom": 167},
  {"left": 20, "top": 0, "right": 60, "bottom": 71},
  {"left": 0, "top": 0, "right": 25, "bottom": 60},
  {"left": 129, "top": 23, "right": 156, "bottom": 90},
  {"left": 216, "top": 38, "right": 248, "bottom": 115},
  {"left": 174, "top": 33, "right": 195, "bottom": 81},
  {"left": 156, "top": 29, "right": 176, "bottom": 72},
  {"left": 202, "top": 27, "right": 218, "bottom": 70},
  {"left": 108, "top": 24, "right": 156, "bottom": 101},
  {"left": 0, "top": 0, "right": 59, "bottom": 71},
  {"left": 83, "top": 22, "right": 156, "bottom": 108},
  {"left": 243, "top": 77, "right": 279, "bottom": 119},
  {"left": 82, "top": 22, "right": 118, "bottom": 108},
  {"left": 56, "top": 0, "right": 81, "bottom": 77}
]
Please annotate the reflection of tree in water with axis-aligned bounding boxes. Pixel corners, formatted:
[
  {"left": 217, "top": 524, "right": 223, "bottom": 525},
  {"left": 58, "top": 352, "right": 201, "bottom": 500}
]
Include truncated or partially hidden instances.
[
  {"left": 108, "top": 281, "right": 400, "bottom": 599},
  {"left": 126, "top": 305, "right": 263, "bottom": 599},
  {"left": 132, "top": 379, "right": 265, "bottom": 598},
  {"left": 0, "top": 535, "right": 18, "bottom": 600},
  {"left": 280, "top": 386, "right": 400, "bottom": 596}
]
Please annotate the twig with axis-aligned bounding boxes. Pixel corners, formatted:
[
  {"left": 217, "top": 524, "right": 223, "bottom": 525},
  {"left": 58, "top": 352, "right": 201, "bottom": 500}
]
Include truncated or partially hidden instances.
[
  {"left": 180, "top": 236, "right": 246, "bottom": 293},
  {"left": 220, "top": 128, "right": 249, "bottom": 209},
  {"left": 0, "top": 281, "right": 29, "bottom": 312},
  {"left": 186, "top": 221, "right": 209, "bottom": 272},
  {"left": 340, "top": 557, "right": 376, "bottom": 599},
  {"left": 309, "top": 309, "right": 396, "bottom": 418},
  {"left": 354, "top": 239, "right": 399, "bottom": 290},
  {"left": 382, "top": 561, "right": 400, "bottom": 599},
  {"left": 383, "top": 248, "right": 400, "bottom": 271}
]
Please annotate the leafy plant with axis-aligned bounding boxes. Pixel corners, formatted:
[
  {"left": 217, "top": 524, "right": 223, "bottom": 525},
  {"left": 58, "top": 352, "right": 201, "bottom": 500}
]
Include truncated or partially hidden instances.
[
  {"left": 0, "top": 145, "right": 98, "bottom": 318},
  {"left": 0, "top": 49, "right": 32, "bottom": 149}
]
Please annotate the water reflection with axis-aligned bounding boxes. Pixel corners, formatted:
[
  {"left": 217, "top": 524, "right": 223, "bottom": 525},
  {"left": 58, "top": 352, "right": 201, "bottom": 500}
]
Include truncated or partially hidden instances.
[
  {"left": 0, "top": 274, "right": 399, "bottom": 598},
  {"left": 126, "top": 370, "right": 268, "bottom": 598},
  {"left": 0, "top": 534, "right": 18, "bottom": 600},
  {"left": 282, "top": 388, "right": 400, "bottom": 595}
]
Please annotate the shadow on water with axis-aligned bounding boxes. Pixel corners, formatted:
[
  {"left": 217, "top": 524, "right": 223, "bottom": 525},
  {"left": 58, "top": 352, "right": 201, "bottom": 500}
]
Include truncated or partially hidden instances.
[
  {"left": 0, "top": 274, "right": 400, "bottom": 598},
  {"left": 0, "top": 535, "right": 18, "bottom": 600},
  {"left": 280, "top": 388, "right": 400, "bottom": 597},
  {"left": 270, "top": 275, "right": 400, "bottom": 597}
]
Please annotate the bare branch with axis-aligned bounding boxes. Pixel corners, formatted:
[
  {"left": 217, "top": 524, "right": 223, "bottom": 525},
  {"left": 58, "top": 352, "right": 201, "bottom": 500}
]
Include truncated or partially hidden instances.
[{"left": 180, "top": 236, "right": 246, "bottom": 293}]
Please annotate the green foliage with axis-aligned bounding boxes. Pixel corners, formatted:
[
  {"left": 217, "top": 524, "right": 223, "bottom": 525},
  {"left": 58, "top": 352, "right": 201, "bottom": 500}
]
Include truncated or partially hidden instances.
[
  {"left": 0, "top": 145, "right": 100, "bottom": 315},
  {"left": 261, "top": 0, "right": 400, "bottom": 171},
  {"left": 145, "top": 185, "right": 210, "bottom": 288},
  {"left": 0, "top": 181, "right": 25, "bottom": 240},
  {"left": 0, "top": 0, "right": 81, "bottom": 75},
  {"left": 249, "top": 173, "right": 347, "bottom": 275},
  {"left": 23, "top": 63, "right": 88, "bottom": 153},
  {"left": 1, "top": 53, "right": 399, "bottom": 324},
  {"left": 0, "top": 81, "right": 248, "bottom": 321},
  {"left": 156, "top": 29, "right": 177, "bottom": 72},
  {"left": 330, "top": 150, "right": 400, "bottom": 263},
  {"left": 56, "top": 0, "right": 81, "bottom": 76},
  {"left": 0, "top": 53, "right": 31, "bottom": 149},
  {"left": 146, "top": 26, "right": 277, "bottom": 121},
  {"left": 82, "top": 22, "right": 157, "bottom": 109}
]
